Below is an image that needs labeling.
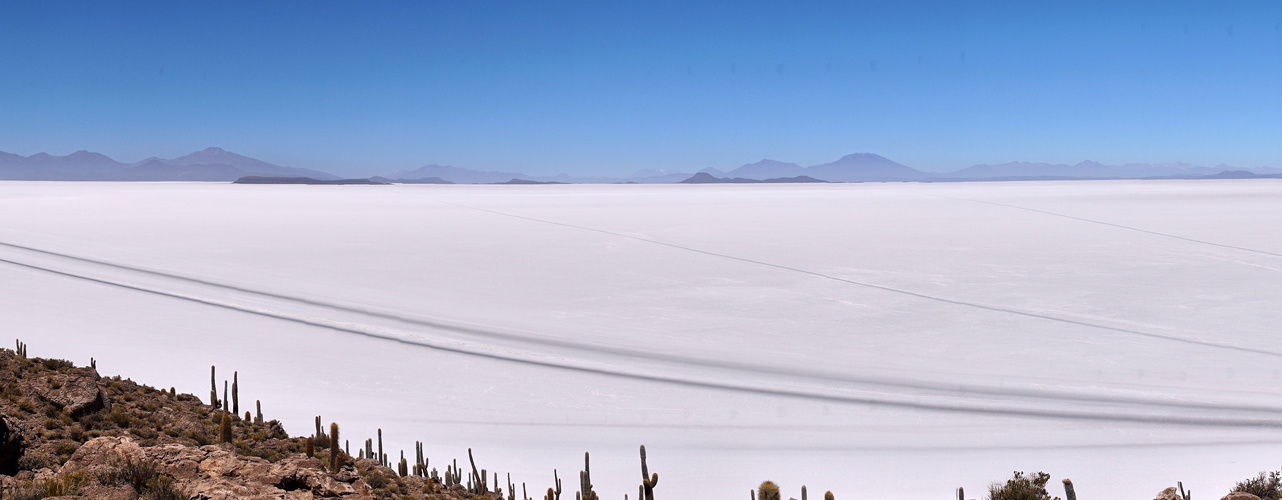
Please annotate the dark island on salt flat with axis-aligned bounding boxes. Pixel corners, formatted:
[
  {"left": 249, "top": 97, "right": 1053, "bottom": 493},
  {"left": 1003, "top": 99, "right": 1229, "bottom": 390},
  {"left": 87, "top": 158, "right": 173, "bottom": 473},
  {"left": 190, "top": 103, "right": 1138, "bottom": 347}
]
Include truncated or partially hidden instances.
[{"left": 233, "top": 176, "right": 390, "bottom": 185}]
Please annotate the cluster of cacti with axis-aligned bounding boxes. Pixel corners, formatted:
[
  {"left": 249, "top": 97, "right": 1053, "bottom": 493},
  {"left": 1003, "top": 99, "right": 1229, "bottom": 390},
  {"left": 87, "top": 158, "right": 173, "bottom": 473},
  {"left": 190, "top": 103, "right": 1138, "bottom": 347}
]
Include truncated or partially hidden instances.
[
  {"left": 545, "top": 469, "right": 562, "bottom": 500},
  {"left": 639, "top": 445, "right": 658, "bottom": 500},
  {"left": 398, "top": 451, "right": 409, "bottom": 477},
  {"left": 578, "top": 451, "right": 599, "bottom": 500},
  {"left": 15, "top": 340, "right": 26, "bottom": 358},
  {"left": 412, "top": 441, "right": 430, "bottom": 477},
  {"left": 1179, "top": 481, "right": 1191, "bottom": 500}
]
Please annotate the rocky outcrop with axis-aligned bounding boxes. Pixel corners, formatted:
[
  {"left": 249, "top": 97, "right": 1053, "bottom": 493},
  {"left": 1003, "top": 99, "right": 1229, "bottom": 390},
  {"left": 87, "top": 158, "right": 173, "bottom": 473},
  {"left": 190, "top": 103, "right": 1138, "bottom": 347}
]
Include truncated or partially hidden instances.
[
  {"left": 0, "top": 416, "right": 22, "bottom": 475},
  {"left": 33, "top": 436, "right": 378, "bottom": 499},
  {"left": 24, "top": 367, "right": 110, "bottom": 417}
]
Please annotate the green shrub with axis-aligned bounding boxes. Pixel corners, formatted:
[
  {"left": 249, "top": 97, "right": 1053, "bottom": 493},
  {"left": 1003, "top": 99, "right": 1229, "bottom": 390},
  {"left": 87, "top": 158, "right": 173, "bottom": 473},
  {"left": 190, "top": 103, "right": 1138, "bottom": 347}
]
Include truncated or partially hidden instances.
[
  {"left": 8, "top": 471, "right": 88, "bottom": 500},
  {"left": 96, "top": 454, "right": 157, "bottom": 491},
  {"left": 988, "top": 471, "right": 1060, "bottom": 500},
  {"left": 40, "top": 358, "right": 74, "bottom": 370},
  {"left": 1234, "top": 470, "right": 1282, "bottom": 500},
  {"left": 141, "top": 474, "right": 187, "bottom": 500}
]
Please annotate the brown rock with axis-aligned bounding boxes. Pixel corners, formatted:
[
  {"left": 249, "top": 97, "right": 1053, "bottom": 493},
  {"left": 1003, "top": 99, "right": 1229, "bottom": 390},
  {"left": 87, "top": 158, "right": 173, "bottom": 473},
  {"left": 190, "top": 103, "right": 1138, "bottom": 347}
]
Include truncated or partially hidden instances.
[
  {"left": 58, "top": 435, "right": 146, "bottom": 480},
  {"left": 27, "top": 371, "right": 110, "bottom": 417},
  {"left": 1154, "top": 487, "right": 1181, "bottom": 500}
]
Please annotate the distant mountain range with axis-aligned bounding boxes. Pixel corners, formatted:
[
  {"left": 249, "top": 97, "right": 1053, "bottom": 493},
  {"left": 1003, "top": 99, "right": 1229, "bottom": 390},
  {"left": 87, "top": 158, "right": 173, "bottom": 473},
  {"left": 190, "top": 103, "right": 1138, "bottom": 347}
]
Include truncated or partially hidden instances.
[
  {"left": 0, "top": 147, "right": 336, "bottom": 181},
  {"left": 4, "top": 147, "right": 1279, "bottom": 184}
]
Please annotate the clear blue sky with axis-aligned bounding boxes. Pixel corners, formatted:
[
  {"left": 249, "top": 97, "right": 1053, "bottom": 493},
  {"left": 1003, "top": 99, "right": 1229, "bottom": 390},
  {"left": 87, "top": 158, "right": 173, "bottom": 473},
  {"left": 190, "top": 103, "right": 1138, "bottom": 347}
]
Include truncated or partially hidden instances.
[{"left": 1, "top": 1, "right": 1279, "bottom": 177}]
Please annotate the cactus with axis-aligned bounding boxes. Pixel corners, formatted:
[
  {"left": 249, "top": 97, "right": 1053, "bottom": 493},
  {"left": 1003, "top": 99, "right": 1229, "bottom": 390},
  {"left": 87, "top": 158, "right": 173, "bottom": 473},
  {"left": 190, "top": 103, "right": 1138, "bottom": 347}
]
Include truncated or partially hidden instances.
[
  {"left": 244, "top": 411, "right": 250, "bottom": 421},
  {"left": 220, "top": 413, "right": 233, "bottom": 443},
  {"left": 957, "top": 487, "right": 964, "bottom": 500},
  {"left": 802, "top": 485, "right": 807, "bottom": 500},
  {"left": 639, "top": 445, "right": 657, "bottom": 500},
  {"left": 255, "top": 400, "right": 262, "bottom": 424},
  {"left": 579, "top": 452, "right": 598, "bottom": 500},
  {"left": 231, "top": 372, "right": 239, "bottom": 415},
  {"left": 345, "top": 440, "right": 349, "bottom": 457},
  {"left": 378, "top": 429, "right": 385, "bottom": 467},
  {"left": 824, "top": 492, "right": 834, "bottom": 500},
  {"left": 222, "top": 380, "right": 229, "bottom": 412},
  {"left": 314, "top": 416, "right": 322, "bottom": 442},
  {"left": 15, "top": 340, "right": 26, "bottom": 358},
  {"left": 330, "top": 423, "right": 340, "bottom": 472},
  {"left": 399, "top": 453, "right": 408, "bottom": 477},
  {"left": 553, "top": 469, "right": 562, "bottom": 500},
  {"left": 305, "top": 436, "right": 314, "bottom": 458},
  {"left": 758, "top": 481, "right": 781, "bottom": 500},
  {"left": 468, "top": 448, "right": 482, "bottom": 494},
  {"left": 1062, "top": 479, "right": 1076, "bottom": 500},
  {"left": 90, "top": 357, "right": 95, "bottom": 370},
  {"left": 209, "top": 366, "right": 219, "bottom": 407},
  {"left": 1179, "top": 481, "right": 1191, "bottom": 500}
]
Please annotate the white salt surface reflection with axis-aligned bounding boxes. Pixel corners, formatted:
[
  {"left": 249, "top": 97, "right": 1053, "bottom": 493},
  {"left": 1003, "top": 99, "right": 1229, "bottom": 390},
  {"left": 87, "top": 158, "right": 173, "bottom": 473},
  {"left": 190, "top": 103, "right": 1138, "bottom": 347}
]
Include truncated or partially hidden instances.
[{"left": 2, "top": 180, "right": 1282, "bottom": 498}]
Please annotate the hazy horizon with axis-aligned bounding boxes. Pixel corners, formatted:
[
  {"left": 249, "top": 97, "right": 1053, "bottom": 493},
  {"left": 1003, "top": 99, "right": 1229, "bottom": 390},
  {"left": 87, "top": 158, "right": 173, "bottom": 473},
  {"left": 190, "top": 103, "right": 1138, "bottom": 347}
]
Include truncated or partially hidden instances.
[{"left": 2, "top": 2, "right": 1280, "bottom": 178}]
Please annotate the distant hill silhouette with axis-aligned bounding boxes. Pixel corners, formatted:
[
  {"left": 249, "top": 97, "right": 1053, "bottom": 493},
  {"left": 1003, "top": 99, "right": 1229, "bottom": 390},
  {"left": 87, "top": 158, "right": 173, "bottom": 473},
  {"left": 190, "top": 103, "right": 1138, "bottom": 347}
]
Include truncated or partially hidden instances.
[
  {"left": 679, "top": 172, "right": 828, "bottom": 184},
  {"left": 722, "top": 154, "right": 927, "bottom": 182},
  {"left": 0, "top": 147, "right": 337, "bottom": 181}
]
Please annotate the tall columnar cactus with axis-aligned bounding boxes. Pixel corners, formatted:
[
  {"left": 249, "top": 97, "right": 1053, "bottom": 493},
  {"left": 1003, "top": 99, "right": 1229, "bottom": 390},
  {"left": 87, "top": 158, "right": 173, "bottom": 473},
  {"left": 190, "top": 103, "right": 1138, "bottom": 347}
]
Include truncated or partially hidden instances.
[
  {"left": 329, "top": 423, "right": 341, "bottom": 472},
  {"left": 90, "top": 357, "right": 95, "bottom": 370},
  {"left": 306, "top": 437, "right": 315, "bottom": 458},
  {"left": 758, "top": 481, "right": 781, "bottom": 500},
  {"left": 210, "top": 366, "right": 219, "bottom": 407},
  {"left": 231, "top": 372, "right": 239, "bottom": 415},
  {"left": 15, "top": 340, "right": 26, "bottom": 358},
  {"left": 639, "top": 445, "right": 657, "bottom": 500},
  {"left": 314, "top": 416, "right": 322, "bottom": 442},
  {"left": 255, "top": 400, "right": 263, "bottom": 425},
  {"left": 1062, "top": 479, "right": 1076, "bottom": 500},
  {"left": 378, "top": 429, "right": 385, "bottom": 467},
  {"left": 802, "top": 485, "right": 807, "bottom": 500},
  {"left": 222, "top": 380, "right": 229, "bottom": 412},
  {"left": 957, "top": 487, "right": 963, "bottom": 500},
  {"left": 220, "top": 413, "right": 233, "bottom": 443},
  {"left": 552, "top": 469, "right": 562, "bottom": 500},
  {"left": 1179, "top": 481, "right": 1191, "bottom": 500},
  {"left": 579, "top": 452, "right": 598, "bottom": 500},
  {"left": 398, "top": 453, "right": 408, "bottom": 477},
  {"left": 468, "top": 448, "right": 482, "bottom": 494}
]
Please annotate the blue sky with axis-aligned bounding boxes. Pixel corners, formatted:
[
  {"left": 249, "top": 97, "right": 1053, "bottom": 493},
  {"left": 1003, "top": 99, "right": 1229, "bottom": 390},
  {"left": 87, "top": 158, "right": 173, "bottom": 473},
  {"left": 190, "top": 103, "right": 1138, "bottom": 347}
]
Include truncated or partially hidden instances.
[{"left": 1, "top": 1, "right": 1279, "bottom": 177}]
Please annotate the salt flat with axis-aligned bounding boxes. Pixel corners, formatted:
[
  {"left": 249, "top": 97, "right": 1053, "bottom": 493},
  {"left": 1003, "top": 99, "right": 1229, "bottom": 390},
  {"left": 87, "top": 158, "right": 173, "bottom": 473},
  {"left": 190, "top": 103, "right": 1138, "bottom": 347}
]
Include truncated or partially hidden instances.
[{"left": 2, "top": 180, "right": 1282, "bottom": 499}]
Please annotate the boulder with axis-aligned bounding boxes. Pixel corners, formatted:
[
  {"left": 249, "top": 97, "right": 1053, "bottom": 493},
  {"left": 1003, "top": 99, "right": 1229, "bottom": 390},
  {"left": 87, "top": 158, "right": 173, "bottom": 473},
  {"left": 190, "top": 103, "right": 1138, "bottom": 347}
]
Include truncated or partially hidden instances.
[
  {"left": 27, "top": 372, "right": 110, "bottom": 417},
  {"left": 1154, "top": 487, "right": 1181, "bottom": 500}
]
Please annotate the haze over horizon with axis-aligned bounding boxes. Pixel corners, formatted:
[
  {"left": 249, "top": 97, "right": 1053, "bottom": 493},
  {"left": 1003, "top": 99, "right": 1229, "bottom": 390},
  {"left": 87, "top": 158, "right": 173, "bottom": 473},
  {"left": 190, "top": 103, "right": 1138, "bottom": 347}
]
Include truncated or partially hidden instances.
[{"left": 2, "top": 1, "right": 1280, "bottom": 177}]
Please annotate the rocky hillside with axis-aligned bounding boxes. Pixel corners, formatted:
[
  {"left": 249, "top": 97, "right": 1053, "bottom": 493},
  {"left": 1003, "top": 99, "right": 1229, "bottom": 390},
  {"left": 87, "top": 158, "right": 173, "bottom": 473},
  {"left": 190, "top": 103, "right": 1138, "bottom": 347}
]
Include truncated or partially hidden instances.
[{"left": 0, "top": 344, "right": 535, "bottom": 499}]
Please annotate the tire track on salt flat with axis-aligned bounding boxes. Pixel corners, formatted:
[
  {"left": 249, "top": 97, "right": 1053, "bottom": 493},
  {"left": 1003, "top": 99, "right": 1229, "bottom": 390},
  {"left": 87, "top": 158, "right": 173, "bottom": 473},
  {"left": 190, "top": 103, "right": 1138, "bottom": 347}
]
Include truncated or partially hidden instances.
[
  {"left": 3, "top": 239, "right": 1282, "bottom": 416},
  {"left": 7, "top": 253, "right": 1282, "bottom": 427},
  {"left": 432, "top": 201, "right": 1282, "bottom": 359}
]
